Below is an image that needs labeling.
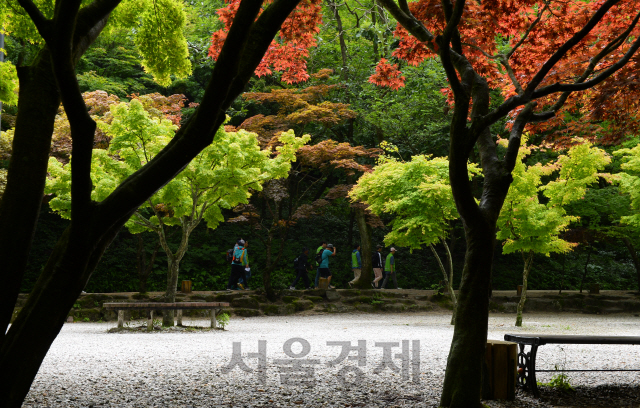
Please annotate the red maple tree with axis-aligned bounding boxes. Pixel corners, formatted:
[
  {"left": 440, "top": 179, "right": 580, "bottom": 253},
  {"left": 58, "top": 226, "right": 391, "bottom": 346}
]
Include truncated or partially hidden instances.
[
  {"left": 374, "top": 0, "right": 640, "bottom": 145},
  {"left": 209, "top": 0, "right": 323, "bottom": 84}
]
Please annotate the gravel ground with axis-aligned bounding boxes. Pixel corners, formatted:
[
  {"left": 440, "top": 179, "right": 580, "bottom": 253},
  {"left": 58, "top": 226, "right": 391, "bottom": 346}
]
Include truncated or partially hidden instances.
[{"left": 22, "top": 312, "right": 640, "bottom": 407}]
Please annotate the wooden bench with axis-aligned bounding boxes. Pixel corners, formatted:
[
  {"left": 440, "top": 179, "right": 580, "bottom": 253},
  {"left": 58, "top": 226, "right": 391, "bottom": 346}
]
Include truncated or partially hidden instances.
[
  {"left": 504, "top": 334, "right": 640, "bottom": 396},
  {"left": 103, "top": 302, "right": 229, "bottom": 330}
]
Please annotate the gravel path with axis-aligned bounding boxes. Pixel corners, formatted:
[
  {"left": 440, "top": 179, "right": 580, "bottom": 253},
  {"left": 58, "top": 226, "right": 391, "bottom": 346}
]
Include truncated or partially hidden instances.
[{"left": 22, "top": 312, "right": 640, "bottom": 407}]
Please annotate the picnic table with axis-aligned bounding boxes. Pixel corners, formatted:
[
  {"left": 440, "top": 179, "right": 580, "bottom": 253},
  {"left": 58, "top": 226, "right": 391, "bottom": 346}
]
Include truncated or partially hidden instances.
[
  {"left": 504, "top": 334, "right": 640, "bottom": 396},
  {"left": 103, "top": 302, "right": 229, "bottom": 330}
]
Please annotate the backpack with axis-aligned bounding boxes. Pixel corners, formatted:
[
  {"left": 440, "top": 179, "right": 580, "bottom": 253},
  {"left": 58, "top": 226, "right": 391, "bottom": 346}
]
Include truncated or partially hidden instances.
[
  {"left": 226, "top": 249, "right": 234, "bottom": 264},
  {"left": 315, "top": 250, "right": 323, "bottom": 265}
]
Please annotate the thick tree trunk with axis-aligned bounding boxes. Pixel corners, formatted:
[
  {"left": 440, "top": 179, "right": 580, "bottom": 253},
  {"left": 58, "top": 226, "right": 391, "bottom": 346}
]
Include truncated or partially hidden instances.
[
  {"left": 353, "top": 206, "right": 373, "bottom": 288},
  {"left": 0, "top": 221, "right": 122, "bottom": 407},
  {"left": 515, "top": 250, "right": 534, "bottom": 327},
  {"left": 439, "top": 222, "right": 495, "bottom": 408},
  {"left": 622, "top": 238, "right": 640, "bottom": 292},
  {"left": 263, "top": 234, "right": 276, "bottom": 300},
  {"left": 0, "top": 51, "right": 60, "bottom": 339},
  {"left": 158, "top": 221, "right": 191, "bottom": 326}
]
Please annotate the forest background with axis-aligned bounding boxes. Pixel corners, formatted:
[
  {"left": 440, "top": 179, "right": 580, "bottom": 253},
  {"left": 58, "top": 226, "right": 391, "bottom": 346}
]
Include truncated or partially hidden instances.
[{"left": 1, "top": 0, "right": 638, "bottom": 295}]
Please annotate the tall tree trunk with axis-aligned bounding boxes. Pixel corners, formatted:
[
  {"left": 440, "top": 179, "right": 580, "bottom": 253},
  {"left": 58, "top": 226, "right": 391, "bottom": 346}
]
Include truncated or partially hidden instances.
[
  {"left": 263, "top": 233, "right": 276, "bottom": 300},
  {"left": 515, "top": 250, "right": 534, "bottom": 327},
  {"left": 559, "top": 252, "right": 566, "bottom": 294},
  {"left": 328, "top": 0, "right": 349, "bottom": 80},
  {"left": 0, "top": 51, "right": 60, "bottom": 339},
  {"left": 430, "top": 242, "right": 457, "bottom": 324},
  {"left": 136, "top": 234, "right": 159, "bottom": 293},
  {"left": 157, "top": 220, "right": 192, "bottom": 326},
  {"left": 353, "top": 206, "right": 373, "bottom": 288},
  {"left": 622, "top": 238, "right": 640, "bottom": 292},
  {"left": 0, "top": 220, "right": 123, "bottom": 407},
  {"left": 440, "top": 222, "right": 495, "bottom": 408},
  {"left": 579, "top": 248, "right": 592, "bottom": 293}
]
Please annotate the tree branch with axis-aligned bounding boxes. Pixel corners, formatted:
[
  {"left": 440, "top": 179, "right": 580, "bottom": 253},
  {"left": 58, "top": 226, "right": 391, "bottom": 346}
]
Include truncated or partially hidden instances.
[
  {"left": 523, "top": 0, "right": 621, "bottom": 97},
  {"left": 503, "top": 102, "right": 535, "bottom": 174},
  {"left": 16, "top": 0, "right": 52, "bottom": 41}
]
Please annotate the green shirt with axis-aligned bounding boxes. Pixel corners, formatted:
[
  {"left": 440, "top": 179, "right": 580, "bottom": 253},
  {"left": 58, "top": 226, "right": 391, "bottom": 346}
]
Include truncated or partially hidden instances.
[{"left": 385, "top": 253, "right": 395, "bottom": 272}]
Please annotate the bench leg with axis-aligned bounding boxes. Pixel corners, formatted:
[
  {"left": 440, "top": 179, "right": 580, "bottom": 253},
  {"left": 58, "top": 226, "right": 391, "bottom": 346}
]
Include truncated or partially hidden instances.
[
  {"left": 147, "top": 310, "right": 154, "bottom": 331},
  {"left": 210, "top": 309, "right": 217, "bottom": 329},
  {"left": 517, "top": 344, "right": 540, "bottom": 397},
  {"left": 177, "top": 309, "right": 183, "bottom": 326},
  {"left": 117, "top": 310, "right": 124, "bottom": 329}
]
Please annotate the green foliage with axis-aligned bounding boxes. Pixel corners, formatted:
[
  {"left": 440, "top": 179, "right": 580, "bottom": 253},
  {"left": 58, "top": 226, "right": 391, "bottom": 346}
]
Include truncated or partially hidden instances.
[
  {"left": 134, "top": 0, "right": 191, "bottom": 86},
  {"left": 216, "top": 312, "right": 230, "bottom": 330},
  {"left": 0, "top": 61, "right": 18, "bottom": 106},
  {"left": 351, "top": 153, "right": 479, "bottom": 250},
  {"left": 497, "top": 138, "right": 610, "bottom": 256},
  {"left": 614, "top": 143, "right": 640, "bottom": 228},
  {"left": 541, "top": 373, "right": 574, "bottom": 392}
]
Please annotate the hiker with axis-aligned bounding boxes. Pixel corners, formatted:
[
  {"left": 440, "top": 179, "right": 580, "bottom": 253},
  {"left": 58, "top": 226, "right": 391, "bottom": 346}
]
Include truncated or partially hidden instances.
[
  {"left": 319, "top": 243, "right": 336, "bottom": 289},
  {"left": 314, "top": 241, "right": 327, "bottom": 289},
  {"left": 381, "top": 247, "right": 399, "bottom": 289},
  {"left": 227, "top": 239, "right": 249, "bottom": 290},
  {"left": 237, "top": 240, "right": 251, "bottom": 290},
  {"left": 290, "top": 247, "right": 312, "bottom": 290},
  {"left": 348, "top": 244, "right": 362, "bottom": 288},
  {"left": 371, "top": 245, "right": 383, "bottom": 288}
]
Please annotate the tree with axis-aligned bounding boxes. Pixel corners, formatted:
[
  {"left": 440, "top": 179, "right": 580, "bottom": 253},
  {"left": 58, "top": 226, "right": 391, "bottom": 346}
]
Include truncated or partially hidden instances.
[
  {"left": 373, "top": 0, "right": 640, "bottom": 405},
  {"left": 497, "top": 139, "right": 610, "bottom": 326},
  {"left": 350, "top": 149, "right": 480, "bottom": 323},
  {"left": 46, "top": 99, "right": 308, "bottom": 325},
  {"left": 0, "top": 0, "right": 307, "bottom": 405},
  {"left": 613, "top": 142, "right": 640, "bottom": 290}
]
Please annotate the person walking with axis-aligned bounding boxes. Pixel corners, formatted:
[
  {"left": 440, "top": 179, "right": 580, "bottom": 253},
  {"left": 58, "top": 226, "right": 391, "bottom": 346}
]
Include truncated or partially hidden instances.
[
  {"left": 371, "top": 245, "right": 384, "bottom": 288},
  {"left": 348, "top": 244, "right": 362, "bottom": 288},
  {"left": 319, "top": 243, "right": 336, "bottom": 289},
  {"left": 314, "top": 241, "right": 327, "bottom": 289},
  {"left": 227, "top": 239, "right": 249, "bottom": 290},
  {"left": 381, "top": 247, "right": 399, "bottom": 289},
  {"left": 237, "top": 240, "right": 251, "bottom": 289},
  {"left": 290, "top": 247, "right": 312, "bottom": 290}
]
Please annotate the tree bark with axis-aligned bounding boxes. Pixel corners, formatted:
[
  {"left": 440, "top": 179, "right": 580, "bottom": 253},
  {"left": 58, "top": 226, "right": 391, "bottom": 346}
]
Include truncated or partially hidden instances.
[
  {"left": 579, "top": 248, "right": 592, "bottom": 293},
  {"left": 0, "top": 51, "right": 60, "bottom": 338},
  {"left": 136, "top": 234, "right": 159, "bottom": 293},
  {"left": 515, "top": 250, "right": 534, "bottom": 327},
  {"left": 621, "top": 237, "right": 640, "bottom": 292},
  {"left": 430, "top": 242, "right": 457, "bottom": 324},
  {"left": 327, "top": 0, "right": 349, "bottom": 80},
  {"left": 353, "top": 206, "right": 373, "bottom": 288},
  {"left": 439, "top": 221, "right": 495, "bottom": 407}
]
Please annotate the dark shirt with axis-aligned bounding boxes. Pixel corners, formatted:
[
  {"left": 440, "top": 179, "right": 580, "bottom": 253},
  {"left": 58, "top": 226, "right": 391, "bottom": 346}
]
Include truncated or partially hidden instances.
[
  {"left": 372, "top": 251, "right": 383, "bottom": 268},
  {"left": 297, "top": 253, "right": 309, "bottom": 271}
]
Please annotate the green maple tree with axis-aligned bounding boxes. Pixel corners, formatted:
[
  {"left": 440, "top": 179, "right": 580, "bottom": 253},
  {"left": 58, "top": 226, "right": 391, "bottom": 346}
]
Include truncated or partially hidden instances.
[
  {"left": 350, "top": 146, "right": 480, "bottom": 323},
  {"left": 46, "top": 99, "right": 309, "bottom": 325},
  {"left": 497, "top": 137, "right": 611, "bottom": 326}
]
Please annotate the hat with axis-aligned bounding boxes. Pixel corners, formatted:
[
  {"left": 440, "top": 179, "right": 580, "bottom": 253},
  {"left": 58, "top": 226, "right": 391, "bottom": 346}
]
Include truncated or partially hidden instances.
[
  {"left": 390, "top": 247, "right": 396, "bottom": 252},
  {"left": 327, "top": 243, "right": 334, "bottom": 248},
  {"left": 376, "top": 244, "right": 383, "bottom": 249},
  {"left": 237, "top": 239, "right": 245, "bottom": 246}
]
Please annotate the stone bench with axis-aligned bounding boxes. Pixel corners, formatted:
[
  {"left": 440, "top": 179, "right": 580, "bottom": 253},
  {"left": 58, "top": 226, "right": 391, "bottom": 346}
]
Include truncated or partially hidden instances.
[
  {"left": 103, "top": 302, "right": 229, "bottom": 330},
  {"left": 504, "top": 334, "right": 640, "bottom": 396}
]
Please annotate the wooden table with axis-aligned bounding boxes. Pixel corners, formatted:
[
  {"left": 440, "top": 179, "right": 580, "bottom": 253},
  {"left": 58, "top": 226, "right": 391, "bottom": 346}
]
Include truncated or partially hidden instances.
[
  {"left": 103, "top": 302, "right": 230, "bottom": 330},
  {"left": 504, "top": 334, "right": 640, "bottom": 396}
]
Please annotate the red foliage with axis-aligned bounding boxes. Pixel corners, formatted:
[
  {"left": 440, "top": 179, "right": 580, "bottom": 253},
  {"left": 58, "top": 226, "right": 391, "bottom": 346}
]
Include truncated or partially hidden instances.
[
  {"left": 208, "top": 0, "right": 322, "bottom": 84},
  {"left": 373, "top": 0, "right": 640, "bottom": 145},
  {"left": 368, "top": 58, "right": 406, "bottom": 90}
]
